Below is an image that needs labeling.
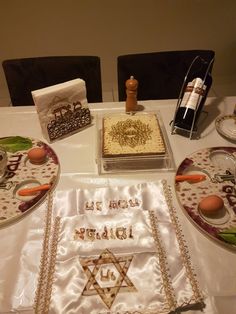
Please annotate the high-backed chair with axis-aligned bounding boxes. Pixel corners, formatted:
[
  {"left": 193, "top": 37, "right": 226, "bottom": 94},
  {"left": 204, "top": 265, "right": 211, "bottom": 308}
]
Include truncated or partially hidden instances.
[
  {"left": 2, "top": 56, "right": 103, "bottom": 106},
  {"left": 117, "top": 50, "right": 215, "bottom": 101}
]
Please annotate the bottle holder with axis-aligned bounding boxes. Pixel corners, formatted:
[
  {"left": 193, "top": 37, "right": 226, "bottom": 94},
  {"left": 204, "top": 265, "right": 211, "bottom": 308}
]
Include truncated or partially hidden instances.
[{"left": 170, "top": 56, "right": 214, "bottom": 139}]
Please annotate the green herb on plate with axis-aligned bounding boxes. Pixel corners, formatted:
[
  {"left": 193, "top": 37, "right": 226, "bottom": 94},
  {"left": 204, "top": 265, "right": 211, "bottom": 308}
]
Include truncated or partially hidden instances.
[
  {"left": 0, "top": 136, "right": 33, "bottom": 153},
  {"left": 219, "top": 227, "right": 236, "bottom": 245}
]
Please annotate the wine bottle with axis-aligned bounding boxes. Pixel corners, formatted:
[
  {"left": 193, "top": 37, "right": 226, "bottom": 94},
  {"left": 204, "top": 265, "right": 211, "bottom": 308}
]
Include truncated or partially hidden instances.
[{"left": 174, "top": 73, "right": 212, "bottom": 130}]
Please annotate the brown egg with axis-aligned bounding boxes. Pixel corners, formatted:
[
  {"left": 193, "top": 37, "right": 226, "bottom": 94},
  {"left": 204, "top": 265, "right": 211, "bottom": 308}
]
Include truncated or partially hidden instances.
[
  {"left": 28, "top": 147, "right": 47, "bottom": 165},
  {"left": 198, "top": 195, "right": 224, "bottom": 216}
]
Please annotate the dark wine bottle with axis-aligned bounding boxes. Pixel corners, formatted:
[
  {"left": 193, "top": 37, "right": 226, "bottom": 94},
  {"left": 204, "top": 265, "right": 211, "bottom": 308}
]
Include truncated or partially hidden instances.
[{"left": 174, "top": 73, "right": 212, "bottom": 130}]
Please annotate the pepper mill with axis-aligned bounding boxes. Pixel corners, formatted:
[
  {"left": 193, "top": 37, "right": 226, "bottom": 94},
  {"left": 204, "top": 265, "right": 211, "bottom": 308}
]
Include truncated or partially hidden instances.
[{"left": 125, "top": 76, "right": 138, "bottom": 113}]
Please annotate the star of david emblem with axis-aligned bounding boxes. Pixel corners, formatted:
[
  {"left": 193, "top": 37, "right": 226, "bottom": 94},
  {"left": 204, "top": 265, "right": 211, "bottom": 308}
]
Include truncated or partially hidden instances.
[{"left": 80, "top": 248, "right": 137, "bottom": 309}]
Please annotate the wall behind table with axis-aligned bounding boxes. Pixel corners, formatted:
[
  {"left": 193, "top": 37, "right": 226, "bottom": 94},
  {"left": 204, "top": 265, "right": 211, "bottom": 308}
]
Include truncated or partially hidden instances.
[{"left": 0, "top": 0, "right": 235, "bottom": 106}]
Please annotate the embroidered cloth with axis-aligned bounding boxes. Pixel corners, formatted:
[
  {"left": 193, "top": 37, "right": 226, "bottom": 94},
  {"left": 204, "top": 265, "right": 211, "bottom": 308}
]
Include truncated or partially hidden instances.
[{"left": 35, "top": 181, "right": 202, "bottom": 313}]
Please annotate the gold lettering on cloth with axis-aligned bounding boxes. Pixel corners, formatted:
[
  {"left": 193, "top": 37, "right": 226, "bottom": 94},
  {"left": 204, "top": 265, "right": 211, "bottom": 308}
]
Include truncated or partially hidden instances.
[
  {"left": 80, "top": 249, "right": 137, "bottom": 309},
  {"left": 101, "top": 226, "right": 109, "bottom": 240},
  {"left": 115, "top": 227, "right": 127, "bottom": 240},
  {"left": 100, "top": 269, "right": 116, "bottom": 282},
  {"left": 74, "top": 228, "right": 85, "bottom": 240},
  {"left": 85, "top": 201, "right": 102, "bottom": 211},
  {"left": 84, "top": 198, "right": 140, "bottom": 211},
  {"left": 74, "top": 226, "right": 134, "bottom": 241},
  {"left": 86, "top": 229, "right": 96, "bottom": 241},
  {"left": 85, "top": 201, "right": 94, "bottom": 210}
]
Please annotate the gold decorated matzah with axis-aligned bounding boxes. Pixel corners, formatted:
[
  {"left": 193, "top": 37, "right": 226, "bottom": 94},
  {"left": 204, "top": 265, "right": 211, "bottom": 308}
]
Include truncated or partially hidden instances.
[{"left": 102, "top": 113, "right": 165, "bottom": 157}]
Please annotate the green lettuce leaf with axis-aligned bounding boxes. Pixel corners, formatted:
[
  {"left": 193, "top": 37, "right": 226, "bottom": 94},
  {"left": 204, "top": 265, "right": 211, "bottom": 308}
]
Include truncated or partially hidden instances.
[
  {"left": 219, "top": 233, "right": 236, "bottom": 245},
  {"left": 0, "top": 136, "right": 32, "bottom": 153},
  {"left": 219, "top": 227, "right": 236, "bottom": 234}
]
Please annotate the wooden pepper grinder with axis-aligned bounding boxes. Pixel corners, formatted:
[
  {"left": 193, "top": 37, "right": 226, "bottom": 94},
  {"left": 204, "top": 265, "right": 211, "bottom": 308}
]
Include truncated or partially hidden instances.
[{"left": 125, "top": 76, "right": 138, "bottom": 113}]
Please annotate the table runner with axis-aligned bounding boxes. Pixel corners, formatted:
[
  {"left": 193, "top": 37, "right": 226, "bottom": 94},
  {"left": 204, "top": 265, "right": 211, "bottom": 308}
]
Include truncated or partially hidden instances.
[{"left": 34, "top": 181, "right": 203, "bottom": 313}]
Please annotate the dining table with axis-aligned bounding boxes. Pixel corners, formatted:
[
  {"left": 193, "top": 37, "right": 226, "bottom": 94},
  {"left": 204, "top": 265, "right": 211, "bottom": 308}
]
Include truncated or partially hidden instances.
[{"left": 0, "top": 96, "right": 235, "bottom": 314}]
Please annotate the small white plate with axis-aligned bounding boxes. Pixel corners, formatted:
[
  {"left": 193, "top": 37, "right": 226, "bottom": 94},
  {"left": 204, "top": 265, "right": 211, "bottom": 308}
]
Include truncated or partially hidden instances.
[
  {"left": 215, "top": 115, "right": 236, "bottom": 141},
  {"left": 13, "top": 179, "right": 41, "bottom": 201}
]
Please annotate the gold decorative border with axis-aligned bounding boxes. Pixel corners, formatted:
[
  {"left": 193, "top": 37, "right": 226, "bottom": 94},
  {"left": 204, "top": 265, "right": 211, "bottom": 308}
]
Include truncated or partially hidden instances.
[
  {"left": 42, "top": 216, "right": 61, "bottom": 313},
  {"left": 34, "top": 194, "right": 61, "bottom": 314},
  {"left": 148, "top": 210, "right": 177, "bottom": 312},
  {"left": 34, "top": 192, "right": 54, "bottom": 313},
  {"left": 162, "top": 179, "right": 203, "bottom": 306}
]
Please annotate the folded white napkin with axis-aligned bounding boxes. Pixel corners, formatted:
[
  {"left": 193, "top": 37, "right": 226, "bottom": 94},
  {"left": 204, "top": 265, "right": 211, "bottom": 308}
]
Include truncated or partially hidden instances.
[{"left": 32, "top": 78, "right": 91, "bottom": 142}]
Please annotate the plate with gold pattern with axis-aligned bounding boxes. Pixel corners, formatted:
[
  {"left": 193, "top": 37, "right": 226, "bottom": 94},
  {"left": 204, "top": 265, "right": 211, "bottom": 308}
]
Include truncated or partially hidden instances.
[
  {"left": 0, "top": 136, "right": 60, "bottom": 227},
  {"left": 215, "top": 115, "right": 236, "bottom": 142}
]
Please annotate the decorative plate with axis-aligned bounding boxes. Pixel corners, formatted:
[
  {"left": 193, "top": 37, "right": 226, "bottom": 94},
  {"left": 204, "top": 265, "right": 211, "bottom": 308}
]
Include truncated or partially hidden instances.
[
  {"left": 175, "top": 146, "right": 236, "bottom": 251},
  {"left": 215, "top": 115, "right": 236, "bottom": 141},
  {"left": 0, "top": 136, "right": 60, "bottom": 227}
]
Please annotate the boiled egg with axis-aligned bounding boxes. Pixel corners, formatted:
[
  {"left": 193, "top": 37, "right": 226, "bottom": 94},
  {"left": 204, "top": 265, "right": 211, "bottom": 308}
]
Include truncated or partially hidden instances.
[
  {"left": 198, "top": 195, "right": 224, "bottom": 216},
  {"left": 28, "top": 147, "right": 47, "bottom": 165}
]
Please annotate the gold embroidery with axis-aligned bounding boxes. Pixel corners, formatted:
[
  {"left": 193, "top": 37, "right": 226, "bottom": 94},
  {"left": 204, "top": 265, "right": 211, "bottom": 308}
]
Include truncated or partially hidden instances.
[
  {"left": 100, "top": 269, "right": 116, "bottom": 282},
  {"left": 109, "top": 198, "right": 140, "bottom": 210},
  {"left": 102, "top": 226, "right": 109, "bottom": 239},
  {"left": 42, "top": 216, "right": 61, "bottom": 313},
  {"left": 109, "top": 118, "right": 152, "bottom": 148},
  {"left": 85, "top": 201, "right": 102, "bottom": 211},
  {"left": 34, "top": 193, "right": 55, "bottom": 314},
  {"left": 86, "top": 228, "right": 96, "bottom": 241},
  {"left": 162, "top": 180, "right": 203, "bottom": 307},
  {"left": 74, "top": 225, "right": 134, "bottom": 241},
  {"left": 80, "top": 248, "right": 137, "bottom": 309},
  {"left": 148, "top": 209, "right": 177, "bottom": 312},
  {"left": 84, "top": 198, "right": 140, "bottom": 211},
  {"left": 34, "top": 181, "right": 202, "bottom": 314},
  {"left": 34, "top": 195, "right": 61, "bottom": 314}
]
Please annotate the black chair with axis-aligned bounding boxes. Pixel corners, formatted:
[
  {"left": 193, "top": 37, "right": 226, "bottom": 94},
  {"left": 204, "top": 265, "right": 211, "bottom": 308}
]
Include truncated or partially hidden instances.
[
  {"left": 2, "top": 56, "right": 103, "bottom": 106},
  {"left": 117, "top": 50, "right": 215, "bottom": 101}
]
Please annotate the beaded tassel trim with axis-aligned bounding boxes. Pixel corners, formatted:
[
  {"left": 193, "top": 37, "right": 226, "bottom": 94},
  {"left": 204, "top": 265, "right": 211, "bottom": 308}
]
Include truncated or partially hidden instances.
[
  {"left": 34, "top": 193, "right": 61, "bottom": 314},
  {"left": 148, "top": 209, "right": 177, "bottom": 312},
  {"left": 162, "top": 179, "right": 203, "bottom": 306},
  {"left": 34, "top": 193, "right": 54, "bottom": 313}
]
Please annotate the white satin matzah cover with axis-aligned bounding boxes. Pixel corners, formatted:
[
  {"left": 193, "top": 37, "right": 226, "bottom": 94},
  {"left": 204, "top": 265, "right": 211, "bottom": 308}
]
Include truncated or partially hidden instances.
[{"left": 35, "top": 181, "right": 202, "bottom": 314}]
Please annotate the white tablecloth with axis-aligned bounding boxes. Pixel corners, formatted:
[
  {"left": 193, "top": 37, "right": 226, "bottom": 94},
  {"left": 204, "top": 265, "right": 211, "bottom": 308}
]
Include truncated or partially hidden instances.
[{"left": 0, "top": 97, "right": 235, "bottom": 314}]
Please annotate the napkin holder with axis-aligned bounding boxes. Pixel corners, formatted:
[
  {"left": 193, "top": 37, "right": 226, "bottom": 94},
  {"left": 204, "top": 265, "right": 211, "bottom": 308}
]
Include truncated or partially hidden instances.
[
  {"left": 32, "top": 79, "right": 91, "bottom": 143},
  {"left": 170, "top": 56, "right": 214, "bottom": 140}
]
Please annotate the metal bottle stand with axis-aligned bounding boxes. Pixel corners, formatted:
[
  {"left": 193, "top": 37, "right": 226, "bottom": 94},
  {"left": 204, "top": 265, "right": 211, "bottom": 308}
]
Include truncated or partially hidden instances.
[{"left": 171, "top": 56, "right": 214, "bottom": 139}]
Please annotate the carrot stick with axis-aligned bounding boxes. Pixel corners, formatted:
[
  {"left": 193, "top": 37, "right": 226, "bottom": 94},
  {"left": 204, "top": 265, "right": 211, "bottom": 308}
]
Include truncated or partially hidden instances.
[
  {"left": 18, "top": 184, "right": 51, "bottom": 196},
  {"left": 175, "top": 174, "right": 206, "bottom": 182}
]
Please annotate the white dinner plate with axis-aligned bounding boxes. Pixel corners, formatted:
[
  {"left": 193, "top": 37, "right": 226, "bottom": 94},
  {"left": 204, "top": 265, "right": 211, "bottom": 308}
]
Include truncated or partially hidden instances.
[
  {"left": 0, "top": 136, "right": 60, "bottom": 228},
  {"left": 215, "top": 115, "right": 236, "bottom": 141}
]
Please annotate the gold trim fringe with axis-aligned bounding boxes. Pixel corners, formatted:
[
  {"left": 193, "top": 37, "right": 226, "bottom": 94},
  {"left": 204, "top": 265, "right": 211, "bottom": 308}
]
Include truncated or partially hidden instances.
[
  {"left": 34, "top": 192, "right": 54, "bottom": 313},
  {"left": 148, "top": 210, "right": 177, "bottom": 312},
  {"left": 162, "top": 179, "right": 203, "bottom": 306}
]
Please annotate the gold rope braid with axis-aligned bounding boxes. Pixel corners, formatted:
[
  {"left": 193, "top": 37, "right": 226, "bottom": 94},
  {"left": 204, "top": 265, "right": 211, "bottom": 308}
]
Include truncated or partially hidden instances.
[
  {"left": 42, "top": 216, "right": 61, "bottom": 313},
  {"left": 162, "top": 180, "right": 203, "bottom": 305},
  {"left": 148, "top": 210, "right": 177, "bottom": 313},
  {"left": 34, "top": 192, "right": 54, "bottom": 313}
]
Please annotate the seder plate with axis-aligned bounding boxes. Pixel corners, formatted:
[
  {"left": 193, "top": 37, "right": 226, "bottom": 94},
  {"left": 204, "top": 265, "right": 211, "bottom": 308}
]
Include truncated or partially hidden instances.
[
  {"left": 175, "top": 146, "right": 236, "bottom": 251},
  {"left": 215, "top": 115, "right": 236, "bottom": 142},
  {"left": 0, "top": 136, "right": 60, "bottom": 228}
]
